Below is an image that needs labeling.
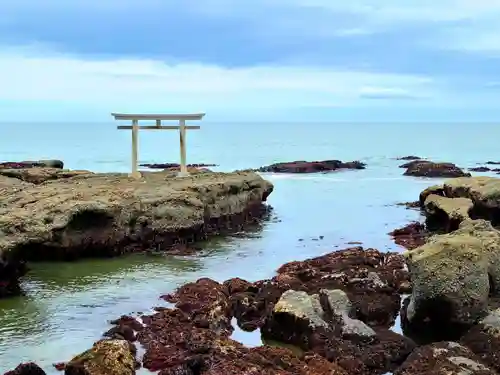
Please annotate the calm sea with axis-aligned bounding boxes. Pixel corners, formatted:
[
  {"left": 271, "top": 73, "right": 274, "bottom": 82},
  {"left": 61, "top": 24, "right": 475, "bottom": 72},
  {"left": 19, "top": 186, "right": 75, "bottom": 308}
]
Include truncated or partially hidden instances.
[{"left": 0, "top": 122, "right": 499, "bottom": 373}]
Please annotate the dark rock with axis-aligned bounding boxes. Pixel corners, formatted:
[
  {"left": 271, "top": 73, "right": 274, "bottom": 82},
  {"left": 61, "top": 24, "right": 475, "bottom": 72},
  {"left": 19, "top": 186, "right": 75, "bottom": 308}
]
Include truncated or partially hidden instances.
[
  {"left": 460, "top": 309, "right": 500, "bottom": 373},
  {"left": 140, "top": 163, "right": 217, "bottom": 169},
  {"left": 389, "top": 222, "right": 428, "bottom": 250},
  {"left": 485, "top": 161, "right": 500, "bottom": 165},
  {"left": 0, "top": 255, "right": 28, "bottom": 298},
  {"left": 394, "top": 341, "right": 496, "bottom": 375},
  {"left": 402, "top": 160, "right": 470, "bottom": 178},
  {"left": 257, "top": 160, "right": 366, "bottom": 173},
  {"left": 396, "top": 156, "right": 421, "bottom": 160},
  {"left": 3, "top": 363, "right": 46, "bottom": 375},
  {"left": 396, "top": 201, "right": 420, "bottom": 209},
  {"left": 470, "top": 166, "right": 492, "bottom": 172}
]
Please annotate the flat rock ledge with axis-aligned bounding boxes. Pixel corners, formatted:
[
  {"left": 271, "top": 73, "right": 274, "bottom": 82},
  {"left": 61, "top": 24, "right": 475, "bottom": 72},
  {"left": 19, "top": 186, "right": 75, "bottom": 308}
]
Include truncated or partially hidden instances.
[
  {"left": 0, "top": 170, "right": 273, "bottom": 298},
  {"left": 257, "top": 160, "right": 366, "bottom": 173}
]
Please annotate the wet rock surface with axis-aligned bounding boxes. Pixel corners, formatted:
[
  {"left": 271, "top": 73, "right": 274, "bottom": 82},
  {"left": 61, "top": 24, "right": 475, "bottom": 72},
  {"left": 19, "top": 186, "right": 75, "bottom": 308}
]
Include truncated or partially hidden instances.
[
  {"left": 396, "top": 156, "right": 422, "bottom": 161},
  {"left": 0, "top": 160, "right": 64, "bottom": 169},
  {"left": 257, "top": 160, "right": 366, "bottom": 173},
  {"left": 401, "top": 160, "right": 470, "bottom": 178},
  {"left": 423, "top": 194, "right": 473, "bottom": 232},
  {"left": 394, "top": 341, "right": 496, "bottom": 375}
]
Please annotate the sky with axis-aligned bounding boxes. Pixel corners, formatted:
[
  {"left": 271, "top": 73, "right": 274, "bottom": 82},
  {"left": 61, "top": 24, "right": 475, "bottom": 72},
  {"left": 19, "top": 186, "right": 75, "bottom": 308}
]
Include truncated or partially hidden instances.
[{"left": 1, "top": 0, "right": 500, "bottom": 121}]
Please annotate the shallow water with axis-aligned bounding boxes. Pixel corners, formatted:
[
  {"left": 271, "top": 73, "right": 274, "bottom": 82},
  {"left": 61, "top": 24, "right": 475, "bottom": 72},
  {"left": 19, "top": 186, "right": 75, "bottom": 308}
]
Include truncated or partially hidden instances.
[{"left": 1, "top": 122, "right": 500, "bottom": 372}]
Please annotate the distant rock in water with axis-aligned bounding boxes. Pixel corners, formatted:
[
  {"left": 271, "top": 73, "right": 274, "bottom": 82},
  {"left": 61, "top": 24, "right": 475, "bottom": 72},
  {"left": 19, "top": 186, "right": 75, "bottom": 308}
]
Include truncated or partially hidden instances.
[
  {"left": 257, "top": 160, "right": 366, "bottom": 173},
  {"left": 0, "top": 159, "right": 64, "bottom": 169},
  {"left": 140, "top": 162, "right": 217, "bottom": 169},
  {"left": 485, "top": 161, "right": 500, "bottom": 165},
  {"left": 469, "top": 166, "right": 492, "bottom": 172},
  {"left": 396, "top": 155, "right": 422, "bottom": 161},
  {"left": 401, "top": 160, "right": 470, "bottom": 178}
]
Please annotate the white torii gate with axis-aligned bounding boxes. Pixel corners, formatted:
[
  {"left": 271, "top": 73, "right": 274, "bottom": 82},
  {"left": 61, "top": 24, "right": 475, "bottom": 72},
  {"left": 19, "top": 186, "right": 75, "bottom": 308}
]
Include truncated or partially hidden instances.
[{"left": 111, "top": 113, "right": 205, "bottom": 179}]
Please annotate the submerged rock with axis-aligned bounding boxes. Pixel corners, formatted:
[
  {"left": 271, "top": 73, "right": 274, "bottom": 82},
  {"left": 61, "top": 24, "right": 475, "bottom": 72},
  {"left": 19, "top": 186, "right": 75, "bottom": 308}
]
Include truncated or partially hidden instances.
[
  {"left": 402, "top": 219, "right": 500, "bottom": 341},
  {"left": 394, "top": 341, "right": 496, "bottom": 375},
  {"left": 470, "top": 166, "right": 493, "bottom": 172},
  {"left": 396, "top": 155, "right": 422, "bottom": 161},
  {"left": 389, "top": 222, "right": 429, "bottom": 250},
  {"left": 64, "top": 339, "right": 136, "bottom": 375},
  {"left": 402, "top": 160, "right": 470, "bottom": 178},
  {"left": 257, "top": 160, "right": 366, "bottom": 173}
]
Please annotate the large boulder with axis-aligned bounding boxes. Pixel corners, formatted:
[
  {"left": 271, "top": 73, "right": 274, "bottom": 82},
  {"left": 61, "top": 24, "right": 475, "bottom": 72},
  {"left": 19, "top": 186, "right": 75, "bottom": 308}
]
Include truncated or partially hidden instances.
[
  {"left": 423, "top": 194, "right": 473, "bottom": 232},
  {"left": 257, "top": 160, "right": 366, "bottom": 173},
  {"left": 402, "top": 160, "right": 470, "bottom": 178},
  {"left": 64, "top": 339, "right": 136, "bottom": 375},
  {"left": 403, "top": 219, "right": 500, "bottom": 340}
]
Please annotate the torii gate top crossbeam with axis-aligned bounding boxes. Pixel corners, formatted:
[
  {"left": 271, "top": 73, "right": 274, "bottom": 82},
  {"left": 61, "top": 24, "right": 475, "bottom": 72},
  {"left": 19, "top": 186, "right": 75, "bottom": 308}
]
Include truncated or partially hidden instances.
[{"left": 111, "top": 113, "right": 205, "bottom": 120}]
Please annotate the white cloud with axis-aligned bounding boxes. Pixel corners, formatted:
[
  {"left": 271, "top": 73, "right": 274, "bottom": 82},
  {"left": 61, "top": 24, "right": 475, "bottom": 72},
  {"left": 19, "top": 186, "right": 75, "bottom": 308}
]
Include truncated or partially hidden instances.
[{"left": 0, "top": 46, "right": 435, "bottom": 115}]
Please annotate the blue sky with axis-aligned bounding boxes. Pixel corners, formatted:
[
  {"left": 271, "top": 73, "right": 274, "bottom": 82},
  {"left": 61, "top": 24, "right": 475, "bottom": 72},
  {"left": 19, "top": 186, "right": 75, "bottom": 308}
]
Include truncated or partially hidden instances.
[{"left": 1, "top": 0, "right": 500, "bottom": 121}]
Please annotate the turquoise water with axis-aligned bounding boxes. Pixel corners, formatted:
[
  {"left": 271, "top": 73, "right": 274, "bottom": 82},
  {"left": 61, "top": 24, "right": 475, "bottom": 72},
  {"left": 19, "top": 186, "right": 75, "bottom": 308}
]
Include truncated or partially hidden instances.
[{"left": 0, "top": 122, "right": 499, "bottom": 373}]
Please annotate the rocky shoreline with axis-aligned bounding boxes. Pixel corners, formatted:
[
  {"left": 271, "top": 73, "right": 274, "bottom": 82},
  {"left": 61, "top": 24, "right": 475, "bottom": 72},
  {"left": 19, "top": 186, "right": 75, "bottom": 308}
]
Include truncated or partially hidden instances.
[
  {"left": 6, "top": 163, "right": 500, "bottom": 374},
  {"left": 0, "top": 164, "right": 273, "bottom": 298}
]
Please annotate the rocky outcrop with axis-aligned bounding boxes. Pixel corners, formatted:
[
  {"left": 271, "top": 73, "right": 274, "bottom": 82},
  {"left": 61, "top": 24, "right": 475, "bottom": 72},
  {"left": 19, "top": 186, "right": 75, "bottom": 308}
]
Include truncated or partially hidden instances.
[
  {"left": 82, "top": 247, "right": 411, "bottom": 375},
  {"left": 469, "top": 166, "right": 498, "bottom": 172},
  {"left": 402, "top": 219, "right": 500, "bottom": 341},
  {"left": 401, "top": 160, "right": 470, "bottom": 178},
  {"left": 419, "top": 176, "right": 500, "bottom": 227},
  {"left": 423, "top": 194, "right": 474, "bottom": 232},
  {"left": 0, "top": 170, "right": 273, "bottom": 298},
  {"left": 394, "top": 341, "right": 496, "bottom": 375},
  {"left": 64, "top": 339, "right": 137, "bottom": 375},
  {"left": 0, "top": 160, "right": 64, "bottom": 169},
  {"left": 257, "top": 160, "right": 366, "bottom": 173}
]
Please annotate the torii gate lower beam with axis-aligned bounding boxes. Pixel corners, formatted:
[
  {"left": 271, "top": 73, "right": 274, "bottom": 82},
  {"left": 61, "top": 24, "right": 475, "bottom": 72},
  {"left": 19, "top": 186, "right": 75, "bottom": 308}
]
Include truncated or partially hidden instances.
[{"left": 111, "top": 113, "right": 205, "bottom": 178}]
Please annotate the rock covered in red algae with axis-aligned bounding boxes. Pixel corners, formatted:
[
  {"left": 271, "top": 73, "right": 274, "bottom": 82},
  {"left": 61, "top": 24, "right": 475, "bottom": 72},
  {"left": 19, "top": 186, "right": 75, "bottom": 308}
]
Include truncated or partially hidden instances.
[
  {"left": 257, "top": 160, "right": 366, "bottom": 173},
  {"left": 389, "top": 222, "right": 428, "bottom": 250},
  {"left": 0, "top": 160, "right": 64, "bottom": 169},
  {"left": 261, "top": 288, "right": 415, "bottom": 375},
  {"left": 101, "top": 247, "right": 411, "bottom": 375},
  {"left": 460, "top": 309, "right": 500, "bottom": 374},
  {"left": 3, "top": 363, "right": 46, "bottom": 375},
  {"left": 401, "top": 160, "right": 470, "bottom": 178},
  {"left": 393, "top": 341, "right": 496, "bottom": 375}
]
